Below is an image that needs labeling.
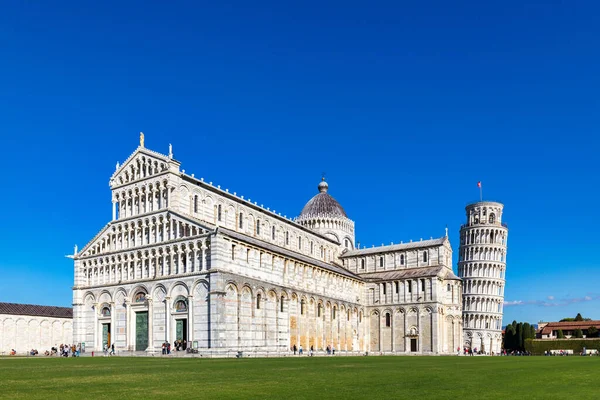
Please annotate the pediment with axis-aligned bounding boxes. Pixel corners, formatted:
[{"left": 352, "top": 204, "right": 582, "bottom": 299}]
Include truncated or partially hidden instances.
[{"left": 109, "top": 147, "right": 178, "bottom": 188}]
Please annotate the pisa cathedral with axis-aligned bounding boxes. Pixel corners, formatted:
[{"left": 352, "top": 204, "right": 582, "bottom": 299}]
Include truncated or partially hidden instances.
[{"left": 72, "top": 136, "right": 506, "bottom": 355}]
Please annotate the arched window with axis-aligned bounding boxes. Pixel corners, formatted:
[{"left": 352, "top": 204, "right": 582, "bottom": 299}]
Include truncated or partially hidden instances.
[
  {"left": 300, "top": 299, "right": 305, "bottom": 315},
  {"left": 285, "top": 231, "right": 289, "bottom": 245},
  {"left": 385, "top": 312, "right": 391, "bottom": 327},
  {"left": 298, "top": 237, "right": 302, "bottom": 249},
  {"left": 395, "top": 282, "right": 399, "bottom": 294},
  {"left": 280, "top": 296, "right": 284, "bottom": 312},
  {"left": 239, "top": 212, "right": 244, "bottom": 229},
  {"left": 193, "top": 195, "right": 198, "bottom": 213},
  {"left": 272, "top": 226, "right": 276, "bottom": 240},
  {"left": 333, "top": 307, "right": 337, "bottom": 319},
  {"left": 101, "top": 306, "right": 111, "bottom": 317},
  {"left": 347, "top": 310, "right": 350, "bottom": 321},
  {"left": 217, "top": 204, "right": 222, "bottom": 221},
  {"left": 400, "top": 254, "right": 405, "bottom": 265},
  {"left": 256, "top": 293, "right": 261, "bottom": 309},
  {"left": 382, "top": 283, "right": 387, "bottom": 295},
  {"left": 345, "top": 239, "right": 349, "bottom": 249},
  {"left": 423, "top": 251, "right": 428, "bottom": 263},
  {"left": 317, "top": 304, "right": 322, "bottom": 317},
  {"left": 379, "top": 257, "right": 384, "bottom": 268},
  {"left": 256, "top": 220, "right": 260, "bottom": 236},
  {"left": 310, "top": 241, "right": 314, "bottom": 254},
  {"left": 489, "top": 213, "right": 495, "bottom": 224},
  {"left": 447, "top": 284, "right": 451, "bottom": 291},
  {"left": 361, "top": 259, "right": 365, "bottom": 269}
]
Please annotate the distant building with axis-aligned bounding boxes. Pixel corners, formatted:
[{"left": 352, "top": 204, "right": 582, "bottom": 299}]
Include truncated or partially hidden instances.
[
  {"left": 0, "top": 302, "right": 73, "bottom": 354},
  {"left": 538, "top": 321, "right": 600, "bottom": 339}
]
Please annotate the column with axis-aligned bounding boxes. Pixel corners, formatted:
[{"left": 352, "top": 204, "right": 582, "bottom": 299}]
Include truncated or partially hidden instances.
[
  {"left": 93, "top": 303, "right": 99, "bottom": 351},
  {"left": 187, "top": 295, "right": 194, "bottom": 348},
  {"left": 147, "top": 298, "right": 153, "bottom": 352},
  {"left": 431, "top": 309, "right": 438, "bottom": 353},
  {"left": 164, "top": 297, "right": 171, "bottom": 343},
  {"left": 110, "top": 301, "right": 115, "bottom": 348},
  {"left": 124, "top": 300, "right": 130, "bottom": 350}
]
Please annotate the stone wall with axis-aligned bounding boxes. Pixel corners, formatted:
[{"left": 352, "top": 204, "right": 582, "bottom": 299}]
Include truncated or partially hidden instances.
[{"left": 0, "top": 314, "right": 72, "bottom": 354}]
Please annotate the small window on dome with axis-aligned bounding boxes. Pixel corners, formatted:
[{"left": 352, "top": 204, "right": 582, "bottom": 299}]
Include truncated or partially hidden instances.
[{"left": 101, "top": 306, "right": 111, "bottom": 317}]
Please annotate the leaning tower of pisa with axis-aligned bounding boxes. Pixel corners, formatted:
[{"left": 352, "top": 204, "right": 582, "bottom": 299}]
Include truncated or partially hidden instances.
[{"left": 458, "top": 201, "right": 508, "bottom": 354}]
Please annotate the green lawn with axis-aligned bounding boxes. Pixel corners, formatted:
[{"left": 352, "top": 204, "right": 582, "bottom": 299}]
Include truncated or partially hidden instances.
[{"left": 0, "top": 355, "right": 597, "bottom": 399}]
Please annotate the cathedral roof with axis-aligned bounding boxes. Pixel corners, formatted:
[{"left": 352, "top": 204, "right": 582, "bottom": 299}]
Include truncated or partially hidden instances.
[
  {"left": 340, "top": 237, "right": 448, "bottom": 257},
  {"left": 298, "top": 178, "right": 348, "bottom": 219},
  {"left": 358, "top": 266, "right": 460, "bottom": 282},
  {"left": 0, "top": 302, "right": 72, "bottom": 319}
]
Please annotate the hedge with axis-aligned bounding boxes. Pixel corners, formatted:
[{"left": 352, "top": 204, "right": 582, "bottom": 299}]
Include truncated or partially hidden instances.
[{"left": 524, "top": 338, "right": 600, "bottom": 355}]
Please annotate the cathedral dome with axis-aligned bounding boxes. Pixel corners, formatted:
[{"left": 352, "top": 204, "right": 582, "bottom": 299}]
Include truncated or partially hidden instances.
[{"left": 299, "top": 178, "right": 348, "bottom": 219}]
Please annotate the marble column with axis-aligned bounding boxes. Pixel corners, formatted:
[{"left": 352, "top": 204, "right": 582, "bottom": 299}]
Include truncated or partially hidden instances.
[
  {"left": 147, "top": 298, "right": 153, "bottom": 352},
  {"left": 187, "top": 295, "right": 194, "bottom": 348}
]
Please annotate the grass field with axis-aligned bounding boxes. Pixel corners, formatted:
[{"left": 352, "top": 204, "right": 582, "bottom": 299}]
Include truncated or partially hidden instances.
[{"left": 0, "top": 355, "right": 597, "bottom": 399}]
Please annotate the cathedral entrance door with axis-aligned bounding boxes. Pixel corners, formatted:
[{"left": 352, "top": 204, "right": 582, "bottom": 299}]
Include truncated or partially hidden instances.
[
  {"left": 410, "top": 338, "right": 418, "bottom": 352},
  {"left": 135, "top": 312, "right": 149, "bottom": 351},
  {"left": 176, "top": 319, "right": 187, "bottom": 342},
  {"left": 102, "top": 323, "right": 111, "bottom": 348}
]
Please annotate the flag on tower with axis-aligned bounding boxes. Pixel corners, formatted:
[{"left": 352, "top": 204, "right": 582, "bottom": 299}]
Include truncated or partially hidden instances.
[{"left": 477, "top": 181, "right": 481, "bottom": 188}]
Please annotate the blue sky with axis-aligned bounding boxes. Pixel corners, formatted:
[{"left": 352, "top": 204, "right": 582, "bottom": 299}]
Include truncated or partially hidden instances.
[{"left": 0, "top": 1, "right": 598, "bottom": 325}]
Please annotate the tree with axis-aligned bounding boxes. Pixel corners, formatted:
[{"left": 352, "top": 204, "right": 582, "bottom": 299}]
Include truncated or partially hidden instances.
[
  {"left": 575, "top": 313, "right": 584, "bottom": 322},
  {"left": 557, "top": 329, "right": 565, "bottom": 339},
  {"left": 587, "top": 326, "right": 599, "bottom": 338},
  {"left": 504, "top": 325, "right": 516, "bottom": 350},
  {"left": 516, "top": 322, "right": 524, "bottom": 350},
  {"left": 574, "top": 328, "right": 584, "bottom": 338}
]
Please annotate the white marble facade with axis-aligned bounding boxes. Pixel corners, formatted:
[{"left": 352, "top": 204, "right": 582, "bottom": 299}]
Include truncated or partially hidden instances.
[{"left": 72, "top": 137, "right": 463, "bottom": 354}]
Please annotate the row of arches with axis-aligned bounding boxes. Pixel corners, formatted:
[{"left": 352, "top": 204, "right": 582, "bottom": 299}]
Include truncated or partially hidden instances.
[
  {"left": 114, "top": 155, "right": 168, "bottom": 186},
  {"left": 462, "top": 279, "right": 504, "bottom": 296},
  {"left": 83, "top": 212, "right": 205, "bottom": 257},
  {"left": 463, "top": 314, "right": 502, "bottom": 330},
  {"left": 224, "top": 282, "right": 365, "bottom": 351},
  {"left": 113, "top": 179, "right": 170, "bottom": 220},
  {"left": 463, "top": 296, "right": 503, "bottom": 313},
  {"left": 81, "top": 238, "right": 211, "bottom": 286},
  {"left": 459, "top": 247, "right": 506, "bottom": 262},
  {"left": 466, "top": 204, "right": 503, "bottom": 226},
  {"left": 0, "top": 317, "right": 72, "bottom": 353},
  {"left": 296, "top": 216, "right": 354, "bottom": 235},
  {"left": 461, "top": 228, "right": 507, "bottom": 246},
  {"left": 458, "top": 263, "right": 505, "bottom": 279}
]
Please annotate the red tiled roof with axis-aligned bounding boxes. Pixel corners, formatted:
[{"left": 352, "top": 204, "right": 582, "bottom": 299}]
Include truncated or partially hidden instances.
[
  {"left": 0, "top": 302, "right": 72, "bottom": 319},
  {"left": 540, "top": 320, "right": 600, "bottom": 335}
]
